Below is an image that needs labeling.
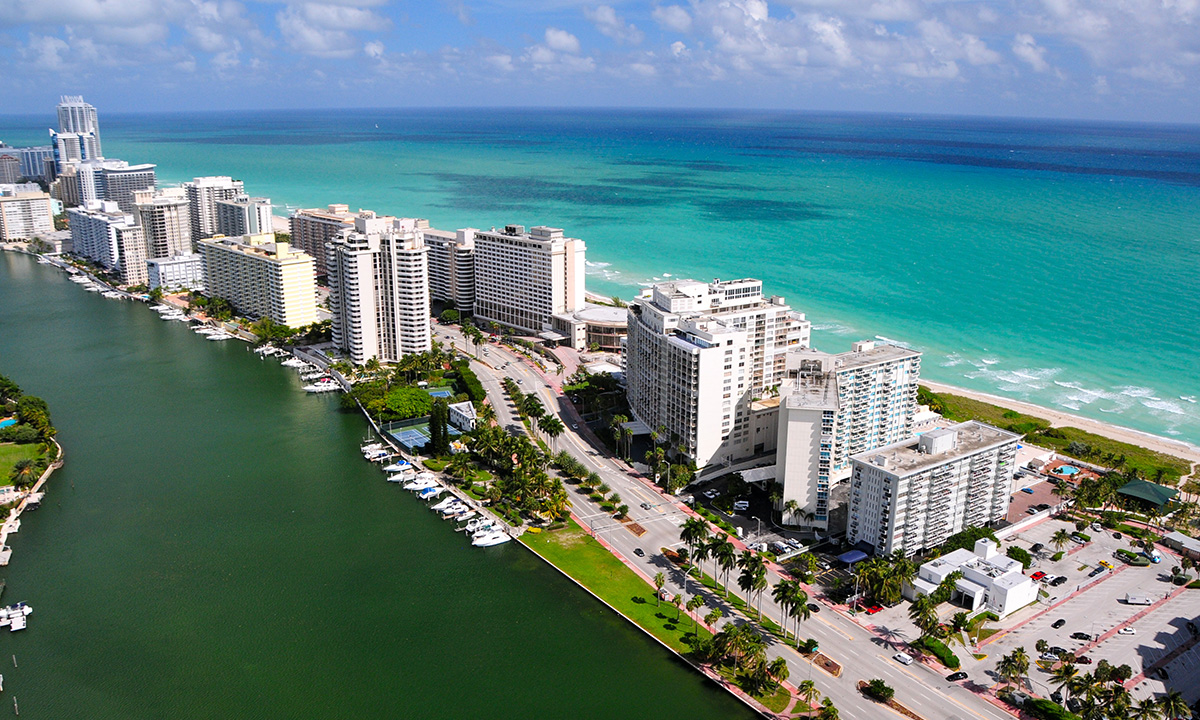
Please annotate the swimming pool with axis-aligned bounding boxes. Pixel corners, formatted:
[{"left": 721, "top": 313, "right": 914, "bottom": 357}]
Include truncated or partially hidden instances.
[
  {"left": 0, "top": 418, "right": 15, "bottom": 429},
  {"left": 1054, "top": 465, "right": 1081, "bottom": 476},
  {"left": 425, "top": 388, "right": 454, "bottom": 398}
]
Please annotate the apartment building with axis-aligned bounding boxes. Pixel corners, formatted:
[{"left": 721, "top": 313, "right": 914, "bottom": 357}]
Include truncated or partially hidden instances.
[
  {"left": 56, "top": 96, "right": 102, "bottom": 152},
  {"left": 197, "top": 233, "right": 317, "bottom": 328},
  {"left": 216, "top": 195, "right": 273, "bottom": 237},
  {"left": 184, "top": 176, "right": 244, "bottom": 241},
  {"left": 101, "top": 162, "right": 157, "bottom": 213},
  {"left": 17, "top": 147, "right": 53, "bottom": 181},
  {"left": 0, "top": 189, "right": 55, "bottom": 242},
  {"left": 290, "top": 204, "right": 356, "bottom": 275},
  {"left": 775, "top": 340, "right": 922, "bottom": 528},
  {"left": 624, "top": 278, "right": 811, "bottom": 468},
  {"left": 472, "top": 224, "right": 585, "bottom": 335},
  {"left": 847, "top": 421, "right": 1019, "bottom": 556},
  {"left": 66, "top": 200, "right": 146, "bottom": 285},
  {"left": 0, "top": 154, "right": 20, "bottom": 184},
  {"left": 147, "top": 254, "right": 206, "bottom": 293},
  {"left": 326, "top": 213, "right": 432, "bottom": 364},
  {"left": 423, "top": 227, "right": 476, "bottom": 312},
  {"left": 136, "top": 189, "right": 192, "bottom": 259}
]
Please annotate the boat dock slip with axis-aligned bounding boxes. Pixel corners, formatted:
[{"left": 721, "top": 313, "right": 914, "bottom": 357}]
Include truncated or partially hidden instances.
[
  {"left": 0, "top": 520, "right": 18, "bottom": 536},
  {"left": 0, "top": 548, "right": 11, "bottom": 567}
]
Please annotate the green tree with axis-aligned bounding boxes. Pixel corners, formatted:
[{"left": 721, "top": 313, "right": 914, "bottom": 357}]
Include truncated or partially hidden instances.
[
  {"left": 672, "top": 593, "right": 683, "bottom": 620},
  {"left": 686, "top": 594, "right": 704, "bottom": 631},
  {"left": 703, "top": 608, "right": 723, "bottom": 630},
  {"left": 737, "top": 551, "right": 768, "bottom": 619},
  {"left": 1158, "top": 691, "right": 1189, "bottom": 720},
  {"left": 818, "top": 697, "right": 840, "bottom": 720},
  {"left": 1131, "top": 698, "right": 1163, "bottom": 720},
  {"left": 8, "top": 459, "right": 37, "bottom": 489},
  {"left": 654, "top": 572, "right": 665, "bottom": 606},
  {"left": 1051, "top": 528, "right": 1073, "bottom": 553},
  {"left": 384, "top": 388, "right": 433, "bottom": 420},
  {"left": 798, "top": 680, "right": 820, "bottom": 710},
  {"left": 1050, "top": 662, "right": 1078, "bottom": 704},
  {"left": 908, "top": 595, "right": 940, "bottom": 639}
]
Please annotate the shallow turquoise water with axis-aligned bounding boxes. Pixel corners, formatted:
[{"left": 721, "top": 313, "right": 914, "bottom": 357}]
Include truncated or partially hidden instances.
[{"left": 2, "top": 108, "right": 1197, "bottom": 443}]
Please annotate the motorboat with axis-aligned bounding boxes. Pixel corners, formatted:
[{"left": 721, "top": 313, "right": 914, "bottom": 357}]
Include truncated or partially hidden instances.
[
  {"left": 472, "top": 531, "right": 511, "bottom": 547},
  {"left": 382, "top": 461, "right": 411, "bottom": 473},
  {"left": 362, "top": 449, "right": 389, "bottom": 462},
  {"left": 438, "top": 501, "right": 466, "bottom": 515},
  {"left": 207, "top": 332, "right": 234, "bottom": 341},
  {"left": 417, "top": 487, "right": 444, "bottom": 501},
  {"left": 457, "top": 517, "right": 489, "bottom": 533},
  {"left": 305, "top": 382, "right": 341, "bottom": 394},
  {"left": 281, "top": 357, "right": 307, "bottom": 368},
  {"left": 452, "top": 511, "right": 477, "bottom": 523},
  {"left": 386, "top": 471, "right": 415, "bottom": 483},
  {"left": 361, "top": 441, "right": 384, "bottom": 452},
  {"left": 403, "top": 479, "right": 437, "bottom": 491},
  {"left": 430, "top": 497, "right": 458, "bottom": 512},
  {"left": 443, "top": 506, "right": 471, "bottom": 518},
  {"left": 0, "top": 603, "right": 32, "bottom": 631}
]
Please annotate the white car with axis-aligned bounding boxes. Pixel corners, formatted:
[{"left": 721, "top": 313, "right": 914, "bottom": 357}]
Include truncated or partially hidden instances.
[
  {"left": 1117, "top": 627, "right": 1136, "bottom": 635},
  {"left": 732, "top": 501, "right": 750, "bottom": 511},
  {"left": 703, "top": 489, "right": 720, "bottom": 499},
  {"left": 893, "top": 652, "right": 914, "bottom": 666}
]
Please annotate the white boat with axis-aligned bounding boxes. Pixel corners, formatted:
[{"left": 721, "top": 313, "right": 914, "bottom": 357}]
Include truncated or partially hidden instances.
[
  {"left": 472, "top": 531, "right": 511, "bottom": 547},
  {"left": 0, "top": 603, "right": 32, "bottom": 631},
  {"left": 403, "top": 479, "right": 437, "bottom": 491},
  {"left": 207, "top": 332, "right": 234, "bottom": 341},
  {"left": 382, "top": 462, "right": 411, "bottom": 473},
  {"left": 471, "top": 524, "right": 501, "bottom": 539},
  {"left": 281, "top": 357, "right": 307, "bottom": 368},
  {"left": 453, "top": 511, "right": 477, "bottom": 523},
  {"left": 385, "top": 471, "right": 415, "bottom": 483},
  {"left": 305, "top": 381, "right": 341, "bottom": 394},
  {"left": 443, "top": 505, "right": 471, "bottom": 518},
  {"left": 457, "top": 517, "right": 489, "bottom": 533},
  {"left": 300, "top": 371, "right": 327, "bottom": 381},
  {"left": 84, "top": 284, "right": 101, "bottom": 292},
  {"left": 361, "top": 441, "right": 383, "bottom": 452},
  {"left": 430, "top": 497, "right": 458, "bottom": 512},
  {"left": 417, "top": 487, "right": 444, "bottom": 501},
  {"left": 70, "top": 275, "right": 89, "bottom": 283},
  {"left": 101, "top": 291, "right": 123, "bottom": 299},
  {"left": 254, "top": 345, "right": 277, "bottom": 355}
]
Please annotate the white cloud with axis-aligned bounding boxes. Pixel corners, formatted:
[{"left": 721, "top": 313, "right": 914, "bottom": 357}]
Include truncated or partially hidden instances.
[
  {"left": 1012, "top": 33, "right": 1050, "bottom": 72},
  {"left": 23, "top": 34, "right": 70, "bottom": 71},
  {"left": 445, "top": 1, "right": 473, "bottom": 26},
  {"left": 278, "top": 6, "right": 358, "bottom": 57},
  {"left": 364, "top": 40, "right": 384, "bottom": 59},
  {"left": 652, "top": 5, "right": 693, "bottom": 34},
  {"left": 544, "top": 27, "right": 581, "bottom": 54},
  {"left": 584, "top": 5, "right": 644, "bottom": 45}
]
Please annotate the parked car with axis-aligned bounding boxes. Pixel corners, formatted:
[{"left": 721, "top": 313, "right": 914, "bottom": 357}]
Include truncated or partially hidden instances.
[
  {"left": 1036, "top": 503, "right": 1051, "bottom": 511},
  {"left": 1091, "top": 522, "right": 1102, "bottom": 532},
  {"left": 867, "top": 605, "right": 884, "bottom": 615},
  {"left": 1021, "top": 487, "right": 1035, "bottom": 494},
  {"left": 893, "top": 652, "right": 914, "bottom": 665},
  {"left": 1071, "top": 533, "right": 1086, "bottom": 543},
  {"left": 1088, "top": 567, "right": 1105, "bottom": 578},
  {"left": 1051, "top": 576, "right": 1068, "bottom": 587},
  {"left": 1031, "top": 571, "right": 1046, "bottom": 581},
  {"left": 1052, "top": 618, "right": 1067, "bottom": 629},
  {"left": 1067, "top": 698, "right": 1081, "bottom": 713},
  {"left": 807, "top": 603, "right": 820, "bottom": 613},
  {"left": 1026, "top": 507, "right": 1039, "bottom": 515},
  {"left": 1118, "top": 627, "right": 1136, "bottom": 635},
  {"left": 732, "top": 500, "right": 750, "bottom": 511},
  {"left": 1071, "top": 631, "right": 1091, "bottom": 640},
  {"left": 703, "top": 489, "right": 720, "bottom": 499},
  {"left": 1051, "top": 692, "right": 1063, "bottom": 703},
  {"left": 1040, "top": 652, "right": 1060, "bottom": 661},
  {"left": 1099, "top": 560, "right": 1113, "bottom": 569},
  {"left": 1030, "top": 543, "right": 1045, "bottom": 553},
  {"left": 1113, "top": 532, "right": 1122, "bottom": 539},
  {"left": 1076, "top": 655, "right": 1093, "bottom": 664},
  {"left": 946, "top": 671, "right": 968, "bottom": 682},
  {"left": 1050, "top": 646, "right": 1068, "bottom": 656}
]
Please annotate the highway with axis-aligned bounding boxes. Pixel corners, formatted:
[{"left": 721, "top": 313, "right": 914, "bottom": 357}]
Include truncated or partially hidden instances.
[{"left": 437, "top": 326, "right": 1006, "bottom": 719}]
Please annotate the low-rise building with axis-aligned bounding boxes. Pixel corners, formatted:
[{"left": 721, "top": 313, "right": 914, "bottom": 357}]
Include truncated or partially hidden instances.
[
  {"left": 147, "top": 254, "right": 206, "bottom": 293},
  {"left": 907, "top": 539, "right": 1038, "bottom": 619},
  {"left": 448, "top": 401, "right": 477, "bottom": 432},
  {"left": 197, "top": 233, "right": 317, "bottom": 328},
  {"left": 550, "top": 304, "right": 628, "bottom": 353}
]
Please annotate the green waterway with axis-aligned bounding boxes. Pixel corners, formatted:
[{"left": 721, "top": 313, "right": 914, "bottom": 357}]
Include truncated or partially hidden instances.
[{"left": 0, "top": 252, "right": 753, "bottom": 719}]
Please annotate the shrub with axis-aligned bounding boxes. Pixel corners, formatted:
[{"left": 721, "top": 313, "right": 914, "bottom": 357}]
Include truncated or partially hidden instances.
[
  {"left": 863, "top": 679, "right": 895, "bottom": 702},
  {"left": 1024, "top": 698, "right": 1081, "bottom": 720},
  {"left": 1006, "top": 546, "right": 1033, "bottom": 569},
  {"left": 915, "top": 637, "right": 960, "bottom": 669},
  {"left": 940, "top": 526, "right": 999, "bottom": 554},
  {"left": 1075, "top": 533, "right": 1091, "bottom": 542},
  {"left": 1051, "top": 551, "right": 1065, "bottom": 561}
]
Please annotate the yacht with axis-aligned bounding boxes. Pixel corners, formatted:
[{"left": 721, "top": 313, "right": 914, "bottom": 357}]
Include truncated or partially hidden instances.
[
  {"left": 70, "top": 275, "right": 90, "bottom": 284},
  {"left": 417, "top": 487, "right": 444, "bottom": 501},
  {"left": 452, "top": 510, "right": 477, "bottom": 523},
  {"left": 254, "top": 345, "right": 277, "bottom": 355},
  {"left": 382, "top": 461, "right": 411, "bottom": 473},
  {"left": 0, "top": 603, "right": 32, "bottom": 631},
  {"left": 457, "top": 517, "right": 490, "bottom": 533},
  {"left": 430, "top": 497, "right": 458, "bottom": 512},
  {"left": 385, "top": 471, "right": 415, "bottom": 483},
  {"left": 281, "top": 357, "right": 308, "bottom": 368},
  {"left": 305, "top": 380, "right": 341, "bottom": 394},
  {"left": 207, "top": 332, "right": 234, "bottom": 341},
  {"left": 472, "top": 531, "right": 511, "bottom": 547},
  {"left": 403, "top": 478, "right": 437, "bottom": 491}
]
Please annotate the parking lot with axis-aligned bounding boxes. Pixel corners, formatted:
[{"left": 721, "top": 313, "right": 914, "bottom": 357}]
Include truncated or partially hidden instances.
[{"left": 1005, "top": 478, "right": 1063, "bottom": 521}]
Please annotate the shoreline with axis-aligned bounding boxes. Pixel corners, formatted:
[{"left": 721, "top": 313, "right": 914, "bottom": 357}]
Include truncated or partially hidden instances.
[
  {"left": 0, "top": 438, "right": 63, "bottom": 567},
  {"left": 921, "top": 379, "right": 1200, "bottom": 465}
]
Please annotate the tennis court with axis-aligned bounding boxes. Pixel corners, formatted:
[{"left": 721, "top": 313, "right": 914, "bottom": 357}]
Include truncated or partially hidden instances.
[
  {"left": 383, "top": 418, "right": 462, "bottom": 452},
  {"left": 425, "top": 387, "right": 454, "bottom": 398}
]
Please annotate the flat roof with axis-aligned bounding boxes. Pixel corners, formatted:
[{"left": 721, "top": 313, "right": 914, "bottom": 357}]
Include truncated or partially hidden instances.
[
  {"left": 852, "top": 420, "right": 1019, "bottom": 476},
  {"left": 573, "top": 304, "right": 627, "bottom": 324},
  {"left": 1117, "top": 479, "right": 1178, "bottom": 507},
  {"left": 783, "top": 373, "right": 838, "bottom": 410},
  {"left": 834, "top": 343, "right": 921, "bottom": 370}
]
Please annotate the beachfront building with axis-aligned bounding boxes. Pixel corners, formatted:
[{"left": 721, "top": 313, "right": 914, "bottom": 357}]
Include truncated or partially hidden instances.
[
  {"left": 326, "top": 213, "right": 432, "bottom": 364},
  {"left": 847, "top": 421, "right": 1019, "bottom": 556},
  {"left": 775, "top": 341, "right": 923, "bottom": 528},
  {"left": 17, "top": 146, "right": 54, "bottom": 181},
  {"left": 197, "top": 233, "right": 318, "bottom": 328},
  {"left": 184, "top": 176, "right": 244, "bottom": 242},
  {"left": 290, "top": 204, "right": 356, "bottom": 275},
  {"left": 423, "top": 227, "right": 476, "bottom": 312},
  {"left": 136, "top": 189, "right": 192, "bottom": 259},
  {"left": 472, "top": 224, "right": 585, "bottom": 335},
  {"left": 147, "top": 254, "right": 206, "bottom": 293},
  {"left": 907, "top": 539, "right": 1038, "bottom": 619},
  {"left": 0, "top": 154, "right": 20, "bottom": 184},
  {"left": 216, "top": 195, "right": 273, "bottom": 237},
  {"left": 67, "top": 200, "right": 147, "bottom": 285},
  {"left": 101, "top": 162, "right": 157, "bottom": 213},
  {"left": 56, "top": 96, "right": 102, "bottom": 153},
  {"left": 624, "top": 278, "right": 811, "bottom": 468},
  {"left": 0, "top": 188, "right": 55, "bottom": 242},
  {"left": 549, "top": 304, "right": 628, "bottom": 353},
  {"left": 49, "top": 130, "right": 101, "bottom": 172}
]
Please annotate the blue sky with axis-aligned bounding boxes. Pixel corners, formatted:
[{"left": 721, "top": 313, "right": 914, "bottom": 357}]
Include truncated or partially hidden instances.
[{"left": 0, "top": 0, "right": 1197, "bottom": 122}]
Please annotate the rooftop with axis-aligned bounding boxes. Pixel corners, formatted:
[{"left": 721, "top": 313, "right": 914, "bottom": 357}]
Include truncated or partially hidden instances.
[
  {"left": 852, "top": 420, "right": 1019, "bottom": 475},
  {"left": 833, "top": 341, "right": 922, "bottom": 370},
  {"left": 783, "top": 372, "right": 838, "bottom": 410},
  {"left": 1117, "top": 479, "right": 1178, "bottom": 508}
]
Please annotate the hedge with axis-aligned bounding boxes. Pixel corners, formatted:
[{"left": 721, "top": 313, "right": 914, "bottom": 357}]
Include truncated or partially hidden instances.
[
  {"left": 1025, "top": 698, "right": 1081, "bottom": 720},
  {"left": 915, "top": 637, "right": 960, "bottom": 669},
  {"left": 453, "top": 362, "right": 486, "bottom": 404}
]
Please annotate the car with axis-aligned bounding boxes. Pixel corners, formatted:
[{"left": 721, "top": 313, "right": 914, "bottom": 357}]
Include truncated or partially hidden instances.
[
  {"left": 807, "top": 603, "right": 820, "bottom": 613},
  {"left": 1031, "top": 543, "right": 1045, "bottom": 553},
  {"left": 786, "top": 539, "right": 803, "bottom": 550},
  {"left": 946, "top": 671, "right": 968, "bottom": 682},
  {"left": 1049, "top": 646, "right": 1068, "bottom": 656},
  {"left": 1026, "top": 507, "right": 1039, "bottom": 515},
  {"left": 1052, "top": 618, "right": 1067, "bottom": 629},
  {"left": 1040, "top": 652, "right": 1060, "bottom": 661},
  {"left": 1067, "top": 698, "right": 1082, "bottom": 713},
  {"left": 1021, "top": 487, "right": 1035, "bottom": 494},
  {"left": 1036, "top": 503, "right": 1051, "bottom": 511},
  {"left": 1088, "top": 567, "right": 1105, "bottom": 578},
  {"left": 1071, "top": 631, "right": 1091, "bottom": 641},
  {"left": 1051, "top": 576, "right": 1068, "bottom": 587},
  {"left": 1051, "top": 692, "right": 1063, "bottom": 704},
  {"left": 570, "top": 423, "right": 578, "bottom": 430},
  {"left": 1071, "top": 533, "right": 1087, "bottom": 544},
  {"left": 640, "top": 502, "right": 653, "bottom": 510},
  {"left": 1099, "top": 560, "right": 1113, "bottom": 569},
  {"left": 633, "top": 548, "right": 645, "bottom": 557},
  {"left": 1091, "top": 522, "right": 1102, "bottom": 532},
  {"left": 867, "top": 605, "right": 884, "bottom": 615},
  {"left": 1076, "top": 655, "right": 1093, "bottom": 664},
  {"left": 732, "top": 501, "right": 750, "bottom": 511},
  {"left": 893, "top": 652, "right": 914, "bottom": 665},
  {"left": 515, "top": 378, "right": 522, "bottom": 384},
  {"left": 702, "top": 489, "right": 720, "bottom": 499},
  {"left": 1113, "top": 531, "right": 1123, "bottom": 539},
  {"left": 1031, "top": 571, "right": 1046, "bottom": 581},
  {"left": 1118, "top": 627, "right": 1136, "bottom": 635}
]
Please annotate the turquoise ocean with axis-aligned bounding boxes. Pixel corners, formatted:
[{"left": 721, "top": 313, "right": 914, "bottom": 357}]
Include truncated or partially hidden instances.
[{"left": 2, "top": 108, "right": 1197, "bottom": 445}]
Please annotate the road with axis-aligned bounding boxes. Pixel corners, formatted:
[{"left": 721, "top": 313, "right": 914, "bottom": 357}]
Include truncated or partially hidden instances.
[{"left": 436, "top": 326, "right": 1006, "bottom": 719}]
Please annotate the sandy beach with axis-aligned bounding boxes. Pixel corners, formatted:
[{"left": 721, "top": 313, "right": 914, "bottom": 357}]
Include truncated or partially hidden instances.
[{"left": 923, "top": 380, "right": 1200, "bottom": 467}]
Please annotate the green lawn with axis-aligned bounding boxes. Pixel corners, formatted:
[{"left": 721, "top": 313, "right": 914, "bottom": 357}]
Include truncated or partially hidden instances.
[
  {"left": 522, "top": 520, "right": 710, "bottom": 655},
  {"left": 0, "top": 443, "right": 41, "bottom": 486}
]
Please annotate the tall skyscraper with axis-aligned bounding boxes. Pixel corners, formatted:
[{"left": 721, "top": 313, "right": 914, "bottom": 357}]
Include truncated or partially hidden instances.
[
  {"left": 184, "top": 176, "right": 244, "bottom": 241},
  {"left": 136, "top": 189, "right": 192, "bottom": 259},
  {"left": 327, "top": 213, "right": 432, "bottom": 364},
  {"left": 216, "top": 195, "right": 273, "bottom": 237},
  {"left": 624, "top": 278, "right": 811, "bottom": 468},
  {"left": 56, "top": 96, "right": 101, "bottom": 149},
  {"left": 423, "top": 227, "right": 477, "bottom": 312},
  {"left": 101, "top": 162, "right": 156, "bottom": 213},
  {"left": 472, "top": 224, "right": 585, "bottom": 334},
  {"left": 290, "top": 204, "right": 356, "bottom": 275},
  {"left": 197, "top": 233, "right": 317, "bottom": 328}
]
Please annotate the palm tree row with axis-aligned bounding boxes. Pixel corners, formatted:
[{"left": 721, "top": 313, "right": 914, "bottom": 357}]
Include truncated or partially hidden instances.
[
  {"left": 1040, "top": 658, "right": 1184, "bottom": 720},
  {"left": 854, "top": 551, "right": 917, "bottom": 606}
]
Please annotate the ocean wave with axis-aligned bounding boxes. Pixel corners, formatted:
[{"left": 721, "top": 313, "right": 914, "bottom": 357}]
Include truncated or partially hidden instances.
[
  {"left": 585, "top": 260, "right": 611, "bottom": 268},
  {"left": 1118, "top": 385, "right": 1157, "bottom": 398},
  {"left": 1142, "top": 399, "right": 1190, "bottom": 416},
  {"left": 980, "top": 358, "right": 1000, "bottom": 365},
  {"left": 812, "top": 322, "right": 855, "bottom": 335},
  {"left": 874, "top": 335, "right": 913, "bottom": 349},
  {"left": 941, "top": 353, "right": 963, "bottom": 367}
]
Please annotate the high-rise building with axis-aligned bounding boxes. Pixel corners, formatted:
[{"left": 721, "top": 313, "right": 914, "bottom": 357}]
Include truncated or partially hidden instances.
[
  {"left": 472, "top": 224, "right": 585, "bottom": 334},
  {"left": 17, "top": 146, "right": 54, "bottom": 181},
  {"left": 327, "top": 213, "right": 432, "bottom": 364},
  {"left": 147, "top": 254, "right": 206, "bottom": 293},
  {"left": 197, "top": 233, "right": 317, "bottom": 328},
  {"left": 184, "top": 176, "right": 244, "bottom": 241},
  {"left": 136, "top": 189, "right": 192, "bottom": 259},
  {"left": 624, "top": 278, "right": 811, "bottom": 468},
  {"left": 66, "top": 200, "right": 147, "bottom": 285},
  {"left": 423, "top": 227, "right": 476, "bottom": 312},
  {"left": 101, "top": 162, "right": 157, "bottom": 213},
  {"left": 290, "top": 204, "right": 356, "bottom": 275},
  {"left": 774, "top": 341, "right": 922, "bottom": 528},
  {"left": 56, "top": 95, "right": 101, "bottom": 152},
  {"left": 215, "top": 195, "right": 273, "bottom": 237},
  {"left": 847, "top": 421, "right": 1019, "bottom": 556},
  {"left": 0, "top": 154, "right": 20, "bottom": 184},
  {"left": 0, "top": 188, "right": 55, "bottom": 242},
  {"left": 49, "top": 130, "right": 101, "bottom": 170}
]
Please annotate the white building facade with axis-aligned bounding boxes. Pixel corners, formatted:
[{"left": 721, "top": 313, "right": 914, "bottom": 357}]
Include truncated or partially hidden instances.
[
  {"left": 624, "top": 278, "right": 811, "bottom": 468},
  {"left": 290, "top": 204, "right": 356, "bottom": 276},
  {"left": 848, "top": 421, "right": 1020, "bottom": 556},
  {"left": 472, "top": 225, "right": 585, "bottom": 335},
  {"left": 147, "top": 254, "right": 206, "bottom": 292},
  {"left": 326, "top": 213, "right": 432, "bottom": 364},
  {"left": 0, "top": 190, "right": 55, "bottom": 242},
  {"left": 67, "top": 200, "right": 146, "bottom": 285},
  {"left": 197, "top": 233, "right": 317, "bottom": 328},
  {"left": 136, "top": 189, "right": 192, "bottom": 259},
  {"left": 216, "top": 195, "right": 273, "bottom": 237},
  {"left": 184, "top": 176, "right": 244, "bottom": 242},
  {"left": 908, "top": 539, "right": 1038, "bottom": 619},
  {"left": 423, "top": 227, "right": 476, "bottom": 312}
]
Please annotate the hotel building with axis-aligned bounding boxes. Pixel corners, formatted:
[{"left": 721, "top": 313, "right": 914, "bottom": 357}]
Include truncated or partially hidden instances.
[
  {"left": 624, "top": 278, "right": 811, "bottom": 468},
  {"left": 147, "top": 254, "right": 206, "bottom": 293},
  {"left": 290, "top": 204, "right": 356, "bottom": 275},
  {"left": 184, "top": 176, "right": 244, "bottom": 241},
  {"left": 847, "top": 421, "right": 1019, "bottom": 556},
  {"left": 216, "top": 195, "right": 273, "bottom": 237},
  {"left": 197, "top": 233, "right": 317, "bottom": 328},
  {"left": 136, "top": 189, "right": 192, "bottom": 259},
  {"left": 0, "top": 189, "right": 56, "bottom": 242},
  {"left": 472, "top": 225, "right": 585, "bottom": 335},
  {"left": 326, "top": 213, "right": 432, "bottom": 364},
  {"left": 67, "top": 200, "right": 146, "bottom": 285},
  {"left": 423, "top": 227, "right": 477, "bottom": 312}
]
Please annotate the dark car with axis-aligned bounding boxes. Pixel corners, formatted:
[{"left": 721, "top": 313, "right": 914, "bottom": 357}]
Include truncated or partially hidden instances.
[
  {"left": 1036, "top": 503, "right": 1051, "bottom": 511},
  {"left": 1076, "top": 655, "right": 1092, "bottom": 664},
  {"left": 1051, "top": 692, "right": 1063, "bottom": 703},
  {"left": 946, "top": 671, "right": 968, "bottom": 682},
  {"left": 1031, "top": 543, "right": 1044, "bottom": 553},
  {"left": 633, "top": 548, "right": 645, "bottom": 558},
  {"left": 1051, "top": 576, "right": 1068, "bottom": 587},
  {"left": 640, "top": 502, "right": 653, "bottom": 510},
  {"left": 1067, "top": 698, "right": 1081, "bottom": 713},
  {"left": 1156, "top": 667, "right": 1169, "bottom": 680},
  {"left": 1114, "top": 532, "right": 1123, "bottom": 539},
  {"left": 807, "top": 603, "right": 820, "bottom": 613},
  {"left": 1071, "top": 631, "right": 1091, "bottom": 641},
  {"left": 1050, "top": 646, "right": 1068, "bottom": 656},
  {"left": 1052, "top": 618, "right": 1067, "bottom": 629}
]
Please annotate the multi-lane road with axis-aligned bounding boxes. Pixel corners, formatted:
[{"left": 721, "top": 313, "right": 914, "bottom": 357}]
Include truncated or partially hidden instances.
[{"left": 437, "top": 327, "right": 1006, "bottom": 719}]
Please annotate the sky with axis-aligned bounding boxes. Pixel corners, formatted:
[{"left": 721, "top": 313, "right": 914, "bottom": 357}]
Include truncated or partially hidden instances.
[{"left": 0, "top": 0, "right": 1197, "bottom": 122}]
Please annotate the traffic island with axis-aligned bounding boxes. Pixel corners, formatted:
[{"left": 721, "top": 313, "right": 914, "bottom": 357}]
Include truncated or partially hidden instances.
[{"left": 857, "top": 680, "right": 926, "bottom": 720}]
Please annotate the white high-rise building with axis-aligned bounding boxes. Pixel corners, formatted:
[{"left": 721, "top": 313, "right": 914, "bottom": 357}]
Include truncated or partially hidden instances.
[
  {"left": 67, "top": 200, "right": 146, "bottom": 285},
  {"left": 101, "top": 162, "right": 157, "bottom": 213},
  {"left": 847, "top": 421, "right": 1019, "bottom": 556},
  {"left": 136, "top": 189, "right": 192, "bottom": 259},
  {"left": 147, "top": 254, "right": 205, "bottom": 293},
  {"left": 215, "top": 195, "right": 272, "bottom": 237},
  {"left": 17, "top": 147, "right": 53, "bottom": 181},
  {"left": 184, "top": 176, "right": 244, "bottom": 241},
  {"left": 0, "top": 189, "right": 55, "bottom": 242},
  {"left": 624, "top": 278, "right": 811, "bottom": 468},
  {"left": 326, "top": 213, "right": 432, "bottom": 364},
  {"left": 56, "top": 96, "right": 102, "bottom": 152},
  {"left": 775, "top": 341, "right": 921, "bottom": 528},
  {"left": 197, "top": 233, "right": 317, "bottom": 328},
  {"left": 290, "top": 204, "right": 356, "bottom": 275},
  {"left": 423, "top": 227, "right": 476, "bottom": 312},
  {"left": 472, "top": 224, "right": 585, "bottom": 334}
]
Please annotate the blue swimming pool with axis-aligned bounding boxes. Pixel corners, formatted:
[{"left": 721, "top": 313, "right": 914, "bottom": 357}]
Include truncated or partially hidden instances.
[
  {"left": 0, "top": 418, "right": 15, "bottom": 429},
  {"left": 1055, "top": 465, "right": 1081, "bottom": 476},
  {"left": 426, "top": 388, "right": 453, "bottom": 398}
]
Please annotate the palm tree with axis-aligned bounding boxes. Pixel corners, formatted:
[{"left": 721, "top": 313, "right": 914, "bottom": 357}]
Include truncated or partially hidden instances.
[
  {"left": 738, "top": 551, "right": 768, "bottom": 619},
  {"left": 610, "top": 414, "right": 628, "bottom": 458},
  {"left": 1050, "top": 662, "right": 1078, "bottom": 704},
  {"left": 1159, "top": 691, "right": 1189, "bottom": 720},
  {"left": 672, "top": 593, "right": 683, "bottom": 620},
  {"left": 818, "top": 697, "right": 840, "bottom": 720},
  {"left": 538, "top": 416, "right": 564, "bottom": 450},
  {"left": 654, "top": 572, "right": 666, "bottom": 606},
  {"left": 783, "top": 499, "right": 801, "bottom": 525},
  {"left": 478, "top": 403, "right": 497, "bottom": 427},
  {"left": 766, "top": 657, "right": 789, "bottom": 689},
  {"left": 686, "top": 594, "right": 704, "bottom": 631},
  {"left": 999, "top": 646, "right": 1030, "bottom": 690},
  {"left": 703, "top": 608, "right": 723, "bottom": 630},
  {"left": 1051, "top": 528, "right": 1073, "bottom": 553},
  {"left": 680, "top": 517, "right": 710, "bottom": 573},
  {"left": 1130, "top": 698, "right": 1163, "bottom": 720},
  {"left": 797, "top": 679, "right": 820, "bottom": 710},
  {"left": 8, "top": 459, "right": 37, "bottom": 489},
  {"left": 713, "top": 539, "right": 737, "bottom": 597},
  {"left": 773, "top": 579, "right": 799, "bottom": 636},
  {"left": 908, "top": 595, "right": 939, "bottom": 639},
  {"left": 788, "top": 589, "right": 812, "bottom": 645}
]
